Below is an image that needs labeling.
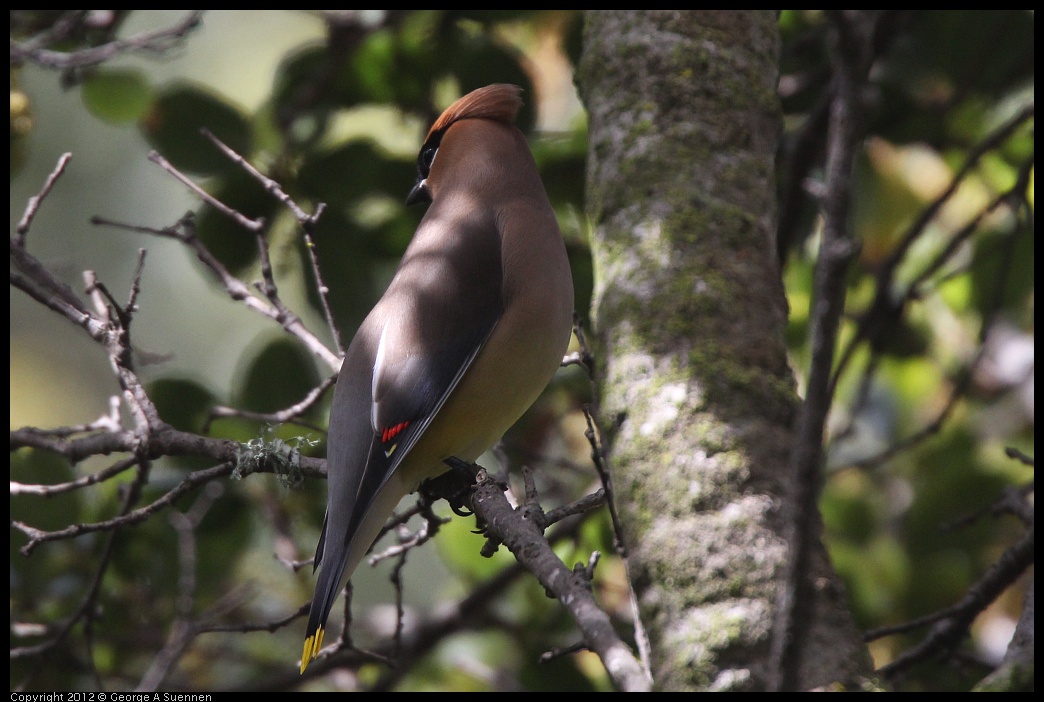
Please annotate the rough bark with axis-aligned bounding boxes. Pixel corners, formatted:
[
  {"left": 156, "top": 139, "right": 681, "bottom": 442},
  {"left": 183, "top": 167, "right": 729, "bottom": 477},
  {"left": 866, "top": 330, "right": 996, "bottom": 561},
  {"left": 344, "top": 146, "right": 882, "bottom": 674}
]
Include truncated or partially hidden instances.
[{"left": 576, "top": 10, "right": 871, "bottom": 690}]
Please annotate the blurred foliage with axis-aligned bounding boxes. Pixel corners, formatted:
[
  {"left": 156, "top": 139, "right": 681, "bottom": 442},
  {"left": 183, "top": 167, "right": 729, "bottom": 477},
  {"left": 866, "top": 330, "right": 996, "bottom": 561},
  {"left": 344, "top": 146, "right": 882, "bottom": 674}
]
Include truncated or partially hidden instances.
[
  {"left": 81, "top": 68, "right": 154, "bottom": 123},
  {"left": 10, "top": 9, "right": 1033, "bottom": 693},
  {"left": 779, "top": 9, "right": 1034, "bottom": 692}
]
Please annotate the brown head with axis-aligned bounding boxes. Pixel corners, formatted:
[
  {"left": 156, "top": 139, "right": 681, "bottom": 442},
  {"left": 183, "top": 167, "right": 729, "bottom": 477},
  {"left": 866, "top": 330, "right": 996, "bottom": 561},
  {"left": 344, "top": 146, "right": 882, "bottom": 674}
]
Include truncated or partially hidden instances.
[{"left": 406, "top": 84, "right": 526, "bottom": 206}]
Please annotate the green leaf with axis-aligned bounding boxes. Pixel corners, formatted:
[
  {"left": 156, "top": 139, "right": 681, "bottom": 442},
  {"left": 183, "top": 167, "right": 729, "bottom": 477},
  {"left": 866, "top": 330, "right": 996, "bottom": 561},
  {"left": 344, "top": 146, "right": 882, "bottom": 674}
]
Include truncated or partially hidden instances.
[
  {"left": 81, "top": 68, "right": 154, "bottom": 123},
  {"left": 270, "top": 45, "right": 337, "bottom": 145},
  {"left": 140, "top": 83, "right": 252, "bottom": 176},
  {"left": 194, "top": 168, "right": 279, "bottom": 276},
  {"left": 445, "top": 36, "right": 535, "bottom": 131},
  {"left": 436, "top": 511, "right": 516, "bottom": 581},
  {"left": 340, "top": 27, "right": 438, "bottom": 109},
  {"left": 298, "top": 140, "right": 416, "bottom": 206},
  {"left": 148, "top": 377, "right": 217, "bottom": 434},
  {"left": 235, "top": 337, "right": 322, "bottom": 416}
]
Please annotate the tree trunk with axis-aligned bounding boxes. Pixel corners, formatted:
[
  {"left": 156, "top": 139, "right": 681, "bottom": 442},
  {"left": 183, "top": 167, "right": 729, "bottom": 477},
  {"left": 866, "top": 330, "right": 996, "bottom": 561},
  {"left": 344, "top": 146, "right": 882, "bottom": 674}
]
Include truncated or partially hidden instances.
[{"left": 576, "top": 10, "right": 872, "bottom": 690}]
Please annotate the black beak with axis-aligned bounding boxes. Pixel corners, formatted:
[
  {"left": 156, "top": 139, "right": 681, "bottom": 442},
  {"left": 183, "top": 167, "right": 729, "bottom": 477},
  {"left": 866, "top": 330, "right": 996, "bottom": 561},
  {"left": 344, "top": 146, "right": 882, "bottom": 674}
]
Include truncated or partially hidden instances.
[{"left": 406, "top": 179, "right": 431, "bottom": 206}]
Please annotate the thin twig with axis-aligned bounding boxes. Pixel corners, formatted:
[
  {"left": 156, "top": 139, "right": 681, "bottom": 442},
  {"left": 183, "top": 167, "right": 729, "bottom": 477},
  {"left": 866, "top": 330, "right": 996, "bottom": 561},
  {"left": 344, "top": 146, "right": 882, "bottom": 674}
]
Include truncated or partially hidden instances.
[
  {"left": 882, "top": 104, "right": 1033, "bottom": 280},
  {"left": 846, "top": 185, "right": 1028, "bottom": 470},
  {"left": 830, "top": 108, "right": 1035, "bottom": 389},
  {"left": 147, "top": 151, "right": 265, "bottom": 231},
  {"left": 11, "top": 457, "right": 151, "bottom": 672},
  {"left": 940, "top": 482, "right": 1035, "bottom": 533},
  {"left": 908, "top": 154, "right": 1035, "bottom": 299},
  {"left": 11, "top": 232, "right": 98, "bottom": 330},
  {"left": 11, "top": 11, "right": 205, "bottom": 70},
  {"left": 299, "top": 222, "right": 342, "bottom": 356},
  {"left": 15, "top": 152, "right": 72, "bottom": 244},
  {"left": 198, "top": 129, "right": 342, "bottom": 354},
  {"left": 200, "top": 128, "right": 321, "bottom": 226},
  {"left": 1004, "top": 447, "right": 1034, "bottom": 466},
  {"left": 873, "top": 526, "right": 1034, "bottom": 679},
  {"left": 543, "top": 489, "right": 606, "bottom": 527},
  {"left": 12, "top": 463, "right": 236, "bottom": 556},
  {"left": 581, "top": 407, "right": 625, "bottom": 557},
  {"left": 11, "top": 455, "right": 137, "bottom": 496},
  {"left": 91, "top": 214, "right": 340, "bottom": 370},
  {"left": 367, "top": 506, "right": 448, "bottom": 565},
  {"left": 206, "top": 374, "right": 336, "bottom": 433},
  {"left": 136, "top": 481, "right": 225, "bottom": 691}
]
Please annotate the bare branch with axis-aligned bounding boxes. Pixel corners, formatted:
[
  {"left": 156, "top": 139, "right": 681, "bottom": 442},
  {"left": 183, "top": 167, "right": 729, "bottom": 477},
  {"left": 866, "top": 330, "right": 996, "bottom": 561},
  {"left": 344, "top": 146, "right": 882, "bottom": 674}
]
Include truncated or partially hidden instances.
[
  {"left": 11, "top": 455, "right": 137, "bottom": 496},
  {"left": 299, "top": 221, "right": 342, "bottom": 356},
  {"left": 15, "top": 152, "right": 72, "bottom": 244},
  {"left": 830, "top": 109, "right": 1035, "bottom": 389},
  {"left": 884, "top": 104, "right": 1033, "bottom": 281},
  {"left": 843, "top": 183, "right": 1029, "bottom": 471},
  {"left": 11, "top": 457, "right": 152, "bottom": 671},
  {"left": 544, "top": 489, "right": 606, "bottom": 527},
  {"left": 198, "top": 129, "right": 341, "bottom": 355},
  {"left": 90, "top": 214, "right": 340, "bottom": 370},
  {"left": 147, "top": 151, "right": 265, "bottom": 231},
  {"left": 10, "top": 11, "right": 205, "bottom": 70},
  {"left": 582, "top": 406, "right": 625, "bottom": 556},
  {"left": 873, "top": 526, "right": 1034, "bottom": 679},
  {"left": 136, "top": 481, "right": 226, "bottom": 692},
  {"left": 200, "top": 128, "right": 322, "bottom": 226},
  {"left": 13, "top": 463, "right": 234, "bottom": 555},
  {"left": 207, "top": 374, "right": 336, "bottom": 433},
  {"left": 82, "top": 267, "right": 162, "bottom": 436},
  {"left": 11, "top": 227, "right": 100, "bottom": 335},
  {"left": 1005, "top": 447, "right": 1034, "bottom": 466},
  {"left": 467, "top": 466, "right": 650, "bottom": 692},
  {"left": 772, "top": 10, "right": 871, "bottom": 692}
]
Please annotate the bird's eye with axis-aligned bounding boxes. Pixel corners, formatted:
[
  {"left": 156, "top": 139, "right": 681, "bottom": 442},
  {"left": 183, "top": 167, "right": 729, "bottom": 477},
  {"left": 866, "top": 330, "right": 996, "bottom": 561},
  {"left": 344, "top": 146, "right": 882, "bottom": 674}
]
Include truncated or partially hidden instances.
[
  {"left": 416, "top": 132, "right": 443, "bottom": 179},
  {"left": 420, "top": 145, "right": 438, "bottom": 176}
]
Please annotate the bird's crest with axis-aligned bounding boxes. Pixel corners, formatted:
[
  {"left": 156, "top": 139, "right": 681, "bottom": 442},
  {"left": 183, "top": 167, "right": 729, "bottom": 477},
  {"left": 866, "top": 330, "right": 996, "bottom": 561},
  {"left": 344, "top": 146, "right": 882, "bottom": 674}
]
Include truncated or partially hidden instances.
[{"left": 425, "top": 84, "right": 523, "bottom": 141}]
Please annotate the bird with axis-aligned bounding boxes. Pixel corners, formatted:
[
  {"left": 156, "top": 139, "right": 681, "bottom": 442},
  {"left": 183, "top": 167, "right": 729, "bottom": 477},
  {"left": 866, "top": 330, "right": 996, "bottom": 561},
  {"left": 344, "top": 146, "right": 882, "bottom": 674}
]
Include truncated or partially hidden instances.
[{"left": 300, "top": 84, "right": 575, "bottom": 673}]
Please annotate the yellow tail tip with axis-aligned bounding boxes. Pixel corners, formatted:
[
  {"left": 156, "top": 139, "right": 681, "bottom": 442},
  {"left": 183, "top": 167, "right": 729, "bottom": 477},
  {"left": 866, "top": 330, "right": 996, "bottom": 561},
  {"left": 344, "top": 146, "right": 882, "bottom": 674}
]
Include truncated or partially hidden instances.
[{"left": 300, "top": 626, "right": 325, "bottom": 674}]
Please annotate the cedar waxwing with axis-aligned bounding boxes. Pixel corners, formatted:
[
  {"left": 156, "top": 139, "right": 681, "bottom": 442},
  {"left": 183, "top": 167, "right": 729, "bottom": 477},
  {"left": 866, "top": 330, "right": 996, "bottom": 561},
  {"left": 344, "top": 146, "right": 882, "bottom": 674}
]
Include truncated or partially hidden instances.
[{"left": 300, "top": 84, "right": 574, "bottom": 673}]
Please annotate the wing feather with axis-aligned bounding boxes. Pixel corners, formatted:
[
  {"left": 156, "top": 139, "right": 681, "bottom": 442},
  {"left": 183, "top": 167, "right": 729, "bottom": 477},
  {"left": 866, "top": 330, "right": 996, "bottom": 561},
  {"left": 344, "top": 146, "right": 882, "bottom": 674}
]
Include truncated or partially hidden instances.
[{"left": 307, "top": 206, "right": 503, "bottom": 642}]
